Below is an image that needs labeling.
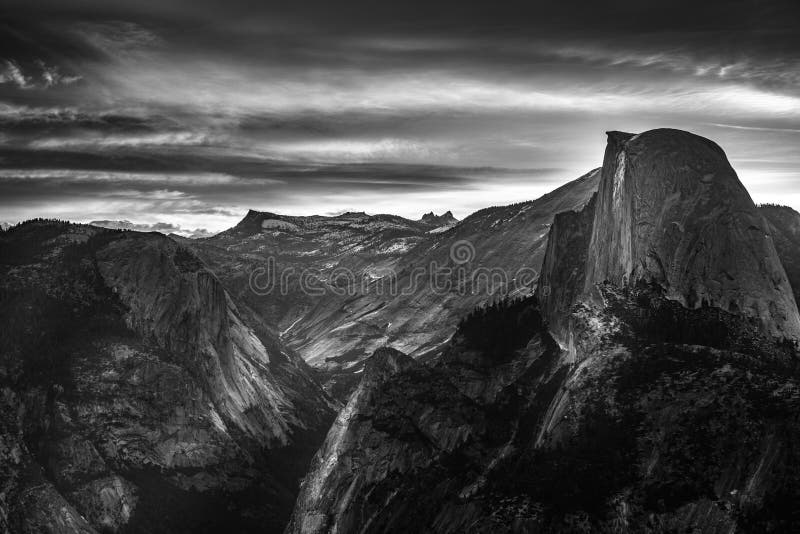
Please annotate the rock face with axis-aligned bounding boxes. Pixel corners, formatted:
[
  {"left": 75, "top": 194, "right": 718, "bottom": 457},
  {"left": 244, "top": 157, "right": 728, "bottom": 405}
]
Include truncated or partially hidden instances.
[
  {"left": 760, "top": 204, "right": 800, "bottom": 306},
  {"left": 419, "top": 210, "right": 459, "bottom": 230},
  {"left": 0, "top": 221, "right": 335, "bottom": 533},
  {"left": 544, "top": 129, "right": 800, "bottom": 343},
  {"left": 536, "top": 194, "right": 596, "bottom": 357},
  {"left": 286, "top": 347, "right": 419, "bottom": 534},
  {"left": 287, "top": 311, "right": 565, "bottom": 534}
]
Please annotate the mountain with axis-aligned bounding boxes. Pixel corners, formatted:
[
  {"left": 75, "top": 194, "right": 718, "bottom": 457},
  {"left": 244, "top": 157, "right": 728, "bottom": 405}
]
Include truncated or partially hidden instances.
[
  {"left": 89, "top": 220, "right": 217, "bottom": 239},
  {"left": 419, "top": 210, "right": 459, "bottom": 231},
  {"left": 187, "top": 210, "right": 434, "bottom": 341},
  {"left": 186, "top": 173, "right": 598, "bottom": 398},
  {"left": 288, "top": 129, "right": 800, "bottom": 533},
  {"left": 288, "top": 169, "right": 598, "bottom": 382},
  {"left": 0, "top": 221, "right": 335, "bottom": 533},
  {"left": 759, "top": 204, "right": 800, "bottom": 306},
  {"left": 540, "top": 129, "right": 800, "bottom": 349}
]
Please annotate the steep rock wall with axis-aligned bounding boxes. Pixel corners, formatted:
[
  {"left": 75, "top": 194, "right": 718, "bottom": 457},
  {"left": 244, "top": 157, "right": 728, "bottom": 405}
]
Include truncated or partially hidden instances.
[
  {"left": 543, "top": 128, "right": 800, "bottom": 342},
  {"left": 536, "top": 194, "right": 596, "bottom": 354}
]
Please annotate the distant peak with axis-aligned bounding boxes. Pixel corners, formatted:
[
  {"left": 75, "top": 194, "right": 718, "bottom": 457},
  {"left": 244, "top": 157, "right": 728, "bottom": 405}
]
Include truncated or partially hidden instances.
[
  {"left": 243, "top": 209, "right": 283, "bottom": 219},
  {"left": 419, "top": 210, "right": 458, "bottom": 226}
]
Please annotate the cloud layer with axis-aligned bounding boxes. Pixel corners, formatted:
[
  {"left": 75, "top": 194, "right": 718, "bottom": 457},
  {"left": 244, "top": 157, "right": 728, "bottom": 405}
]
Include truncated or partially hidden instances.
[{"left": 1, "top": 0, "right": 799, "bottom": 231}]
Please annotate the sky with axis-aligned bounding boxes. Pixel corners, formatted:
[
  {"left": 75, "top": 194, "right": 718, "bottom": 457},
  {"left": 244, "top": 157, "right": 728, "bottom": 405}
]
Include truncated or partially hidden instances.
[{"left": 1, "top": 0, "right": 799, "bottom": 235}]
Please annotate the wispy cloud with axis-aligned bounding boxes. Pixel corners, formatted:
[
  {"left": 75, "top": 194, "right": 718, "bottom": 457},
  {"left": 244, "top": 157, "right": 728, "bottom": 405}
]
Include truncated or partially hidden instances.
[
  {"left": 30, "top": 131, "right": 218, "bottom": 150},
  {"left": 707, "top": 122, "right": 800, "bottom": 134},
  {"left": 73, "top": 21, "right": 163, "bottom": 56},
  {"left": 0, "top": 169, "right": 243, "bottom": 185},
  {"left": 0, "top": 59, "right": 81, "bottom": 90}
]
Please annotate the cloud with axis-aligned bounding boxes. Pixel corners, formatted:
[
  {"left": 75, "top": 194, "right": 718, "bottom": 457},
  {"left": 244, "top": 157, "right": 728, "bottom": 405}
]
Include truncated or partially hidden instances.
[
  {"left": 1, "top": 0, "right": 799, "bottom": 224},
  {"left": 0, "top": 169, "right": 241, "bottom": 185},
  {"left": 706, "top": 122, "right": 800, "bottom": 134},
  {"left": 0, "top": 59, "right": 82, "bottom": 90},
  {"left": 73, "top": 21, "right": 163, "bottom": 54},
  {"left": 30, "top": 131, "right": 217, "bottom": 150},
  {"left": 0, "top": 60, "right": 31, "bottom": 89}
]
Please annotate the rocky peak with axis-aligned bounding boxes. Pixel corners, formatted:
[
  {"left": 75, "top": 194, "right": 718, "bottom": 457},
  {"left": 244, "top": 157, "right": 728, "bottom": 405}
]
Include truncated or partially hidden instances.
[
  {"left": 419, "top": 210, "right": 458, "bottom": 227},
  {"left": 363, "top": 347, "right": 417, "bottom": 384},
  {"left": 339, "top": 211, "right": 368, "bottom": 218},
  {"left": 225, "top": 209, "right": 276, "bottom": 234},
  {"left": 540, "top": 128, "right": 800, "bottom": 343}
]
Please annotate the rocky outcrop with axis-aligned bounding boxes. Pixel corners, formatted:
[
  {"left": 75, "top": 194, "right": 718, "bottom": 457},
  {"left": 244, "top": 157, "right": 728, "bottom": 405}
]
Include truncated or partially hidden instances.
[
  {"left": 0, "top": 221, "right": 335, "bottom": 533},
  {"left": 287, "top": 348, "right": 418, "bottom": 534},
  {"left": 419, "top": 211, "right": 458, "bottom": 228},
  {"left": 760, "top": 204, "right": 800, "bottom": 306},
  {"left": 536, "top": 194, "right": 596, "bottom": 357},
  {"left": 541, "top": 129, "right": 800, "bottom": 343},
  {"left": 97, "top": 236, "right": 298, "bottom": 446}
]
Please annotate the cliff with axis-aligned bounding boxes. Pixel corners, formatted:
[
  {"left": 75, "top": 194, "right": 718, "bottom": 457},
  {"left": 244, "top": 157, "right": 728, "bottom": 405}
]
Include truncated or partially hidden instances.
[
  {"left": 541, "top": 129, "right": 800, "bottom": 343},
  {"left": 760, "top": 204, "right": 800, "bottom": 306},
  {"left": 0, "top": 222, "right": 335, "bottom": 533}
]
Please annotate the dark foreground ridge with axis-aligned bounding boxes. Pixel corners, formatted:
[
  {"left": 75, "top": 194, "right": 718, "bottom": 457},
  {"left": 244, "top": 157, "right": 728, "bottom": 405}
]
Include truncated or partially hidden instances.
[{"left": 0, "top": 220, "right": 335, "bottom": 533}]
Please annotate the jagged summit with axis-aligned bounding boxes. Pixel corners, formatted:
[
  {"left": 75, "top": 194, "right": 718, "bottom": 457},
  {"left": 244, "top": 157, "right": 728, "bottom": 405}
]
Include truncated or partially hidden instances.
[
  {"left": 419, "top": 210, "right": 458, "bottom": 227},
  {"left": 540, "top": 128, "right": 800, "bottom": 343}
]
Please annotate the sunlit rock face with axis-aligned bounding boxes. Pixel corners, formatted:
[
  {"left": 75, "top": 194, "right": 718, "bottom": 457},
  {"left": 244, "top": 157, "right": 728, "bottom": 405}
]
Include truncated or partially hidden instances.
[
  {"left": 0, "top": 222, "right": 334, "bottom": 533},
  {"left": 543, "top": 129, "right": 800, "bottom": 343}
]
